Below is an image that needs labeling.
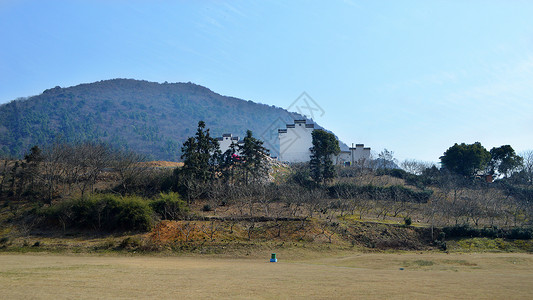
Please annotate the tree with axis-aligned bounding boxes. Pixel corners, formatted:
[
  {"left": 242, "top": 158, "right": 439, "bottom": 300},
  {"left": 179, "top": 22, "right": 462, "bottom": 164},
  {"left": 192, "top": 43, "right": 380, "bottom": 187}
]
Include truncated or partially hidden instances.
[
  {"left": 239, "top": 130, "right": 269, "bottom": 185},
  {"left": 440, "top": 142, "right": 491, "bottom": 177},
  {"left": 20, "top": 145, "right": 44, "bottom": 194},
  {"left": 309, "top": 130, "right": 340, "bottom": 185},
  {"left": 219, "top": 142, "right": 240, "bottom": 184},
  {"left": 376, "top": 148, "right": 398, "bottom": 169},
  {"left": 520, "top": 150, "right": 533, "bottom": 185},
  {"left": 110, "top": 149, "right": 149, "bottom": 195},
  {"left": 180, "top": 121, "right": 221, "bottom": 183},
  {"left": 489, "top": 145, "right": 523, "bottom": 178},
  {"left": 401, "top": 159, "right": 433, "bottom": 175}
]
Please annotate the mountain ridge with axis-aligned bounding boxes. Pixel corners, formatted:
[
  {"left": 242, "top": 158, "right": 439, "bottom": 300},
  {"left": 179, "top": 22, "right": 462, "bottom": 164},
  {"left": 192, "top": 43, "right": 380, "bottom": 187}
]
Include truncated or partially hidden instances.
[{"left": 0, "top": 78, "right": 347, "bottom": 160}]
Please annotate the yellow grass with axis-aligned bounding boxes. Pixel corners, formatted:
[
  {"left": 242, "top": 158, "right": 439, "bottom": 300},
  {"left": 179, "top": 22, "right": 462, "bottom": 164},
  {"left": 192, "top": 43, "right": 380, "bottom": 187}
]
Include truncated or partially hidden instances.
[{"left": 1, "top": 252, "right": 532, "bottom": 299}]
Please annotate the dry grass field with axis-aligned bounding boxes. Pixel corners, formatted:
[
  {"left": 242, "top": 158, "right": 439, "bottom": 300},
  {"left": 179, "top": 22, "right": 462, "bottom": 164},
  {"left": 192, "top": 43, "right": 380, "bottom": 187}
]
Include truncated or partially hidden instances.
[{"left": 1, "top": 252, "right": 532, "bottom": 299}]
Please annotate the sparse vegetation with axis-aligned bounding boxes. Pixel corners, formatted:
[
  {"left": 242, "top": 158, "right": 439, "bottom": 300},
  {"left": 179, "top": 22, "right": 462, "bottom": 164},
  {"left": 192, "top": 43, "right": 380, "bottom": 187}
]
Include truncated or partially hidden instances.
[{"left": 0, "top": 124, "right": 531, "bottom": 255}]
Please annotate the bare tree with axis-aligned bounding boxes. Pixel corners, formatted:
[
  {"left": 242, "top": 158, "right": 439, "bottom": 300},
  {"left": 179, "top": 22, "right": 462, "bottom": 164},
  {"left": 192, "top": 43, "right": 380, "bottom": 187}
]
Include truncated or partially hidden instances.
[
  {"left": 177, "top": 221, "right": 197, "bottom": 243},
  {"left": 520, "top": 150, "right": 533, "bottom": 185},
  {"left": 110, "top": 149, "right": 149, "bottom": 195},
  {"left": 401, "top": 159, "right": 435, "bottom": 175},
  {"left": 201, "top": 219, "right": 222, "bottom": 242}
]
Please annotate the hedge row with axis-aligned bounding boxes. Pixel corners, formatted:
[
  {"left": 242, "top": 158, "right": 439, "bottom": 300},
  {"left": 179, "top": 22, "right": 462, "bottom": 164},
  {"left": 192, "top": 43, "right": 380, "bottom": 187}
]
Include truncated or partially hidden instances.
[
  {"left": 41, "top": 192, "right": 187, "bottom": 232},
  {"left": 442, "top": 224, "right": 533, "bottom": 240},
  {"left": 328, "top": 183, "right": 433, "bottom": 203}
]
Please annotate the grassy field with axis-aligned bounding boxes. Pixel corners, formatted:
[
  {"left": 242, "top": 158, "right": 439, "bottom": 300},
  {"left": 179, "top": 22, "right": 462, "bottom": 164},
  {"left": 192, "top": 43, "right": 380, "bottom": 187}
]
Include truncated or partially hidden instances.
[{"left": 1, "top": 252, "right": 532, "bottom": 299}]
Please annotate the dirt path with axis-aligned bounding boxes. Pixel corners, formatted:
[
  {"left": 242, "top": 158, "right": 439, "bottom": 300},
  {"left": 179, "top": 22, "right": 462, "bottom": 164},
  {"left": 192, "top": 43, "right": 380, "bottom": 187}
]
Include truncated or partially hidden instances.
[{"left": 0, "top": 252, "right": 532, "bottom": 299}]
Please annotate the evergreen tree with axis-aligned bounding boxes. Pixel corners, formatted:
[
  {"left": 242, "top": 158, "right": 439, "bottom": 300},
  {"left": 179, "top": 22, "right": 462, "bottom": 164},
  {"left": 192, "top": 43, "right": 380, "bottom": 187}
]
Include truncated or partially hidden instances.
[
  {"left": 220, "top": 142, "right": 241, "bottom": 184},
  {"left": 440, "top": 142, "right": 491, "bottom": 177},
  {"left": 180, "top": 121, "right": 221, "bottom": 182},
  {"left": 310, "top": 130, "right": 340, "bottom": 185},
  {"left": 489, "top": 145, "right": 523, "bottom": 178},
  {"left": 239, "top": 130, "right": 269, "bottom": 185}
]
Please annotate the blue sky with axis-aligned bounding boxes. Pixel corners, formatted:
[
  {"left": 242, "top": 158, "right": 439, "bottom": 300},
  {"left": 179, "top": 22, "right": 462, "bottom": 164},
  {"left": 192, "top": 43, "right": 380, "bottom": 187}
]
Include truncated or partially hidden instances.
[{"left": 1, "top": 0, "right": 532, "bottom": 162}]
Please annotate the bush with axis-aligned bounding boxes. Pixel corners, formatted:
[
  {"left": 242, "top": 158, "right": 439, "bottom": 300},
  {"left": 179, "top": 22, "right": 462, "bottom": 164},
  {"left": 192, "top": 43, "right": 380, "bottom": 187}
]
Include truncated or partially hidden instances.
[
  {"left": 202, "top": 204, "right": 212, "bottom": 212},
  {"left": 404, "top": 217, "right": 412, "bottom": 226},
  {"left": 150, "top": 192, "right": 188, "bottom": 220},
  {"left": 442, "top": 224, "right": 533, "bottom": 240},
  {"left": 41, "top": 194, "right": 153, "bottom": 231},
  {"left": 119, "top": 237, "right": 141, "bottom": 250}
]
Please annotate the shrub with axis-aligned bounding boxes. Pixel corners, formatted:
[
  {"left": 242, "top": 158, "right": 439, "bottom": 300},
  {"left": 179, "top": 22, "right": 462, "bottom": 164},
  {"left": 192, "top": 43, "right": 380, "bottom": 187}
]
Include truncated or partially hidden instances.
[
  {"left": 404, "top": 217, "right": 412, "bottom": 226},
  {"left": 119, "top": 237, "right": 142, "bottom": 250},
  {"left": 41, "top": 194, "right": 153, "bottom": 231},
  {"left": 442, "top": 224, "right": 533, "bottom": 240},
  {"left": 202, "top": 204, "right": 212, "bottom": 212},
  {"left": 150, "top": 192, "right": 188, "bottom": 220}
]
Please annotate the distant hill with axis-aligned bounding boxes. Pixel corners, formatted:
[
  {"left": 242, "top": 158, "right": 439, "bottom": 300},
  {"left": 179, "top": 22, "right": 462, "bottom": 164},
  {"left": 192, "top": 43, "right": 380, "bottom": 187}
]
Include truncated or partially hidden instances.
[{"left": 0, "top": 79, "right": 346, "bottom": 160}]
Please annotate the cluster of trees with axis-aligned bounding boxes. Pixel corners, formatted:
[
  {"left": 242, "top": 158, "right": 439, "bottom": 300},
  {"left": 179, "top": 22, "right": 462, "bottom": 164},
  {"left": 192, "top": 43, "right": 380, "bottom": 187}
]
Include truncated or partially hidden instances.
[
  {"left": 440, "top": 142, "right": 524, "bottom": 179},
  {"left": 1, "top": 122, "right": 532, "bottom": 237},
  {"left": 0, "top": 142, "right": 164, "bottom": 205},
  {"left": 174, "top": 121, "right": 270, "bottom": 202}
]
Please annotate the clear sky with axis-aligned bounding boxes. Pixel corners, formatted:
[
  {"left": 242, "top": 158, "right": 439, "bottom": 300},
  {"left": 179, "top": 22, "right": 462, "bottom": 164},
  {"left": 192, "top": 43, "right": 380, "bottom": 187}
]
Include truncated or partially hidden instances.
[{"left": 1, "top": 0, "right": 532, "bottom": 162}]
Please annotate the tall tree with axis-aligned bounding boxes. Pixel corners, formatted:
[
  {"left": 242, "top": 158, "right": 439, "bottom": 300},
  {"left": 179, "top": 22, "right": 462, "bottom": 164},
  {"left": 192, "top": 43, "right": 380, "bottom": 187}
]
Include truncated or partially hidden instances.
[
  {"left": 220, "top": 141, "right": 243, "bottom": 184},
  {"left": 309, "top": 129, "right": 340, "bottom": 185},
  {"left": 180, "top": 121, "right": 221, "bottom": 182},
  {"left": 440, "top": 142, "right": 491, "bottom": 177},
  {"left": 489, "top": 145, "right": 523, "bottom": 178},
  {"left": 520, "top": 150, "right": 533, "bottom": 185},
  {"left": 239, "top": 130, "right": 269, "bottom": 185}
]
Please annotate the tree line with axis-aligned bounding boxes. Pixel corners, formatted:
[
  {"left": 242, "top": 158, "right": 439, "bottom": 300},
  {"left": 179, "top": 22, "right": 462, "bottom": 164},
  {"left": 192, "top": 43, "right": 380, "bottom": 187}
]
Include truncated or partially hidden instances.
[{"left": 1, "top": 122, "right": 531, "bottom": 236}]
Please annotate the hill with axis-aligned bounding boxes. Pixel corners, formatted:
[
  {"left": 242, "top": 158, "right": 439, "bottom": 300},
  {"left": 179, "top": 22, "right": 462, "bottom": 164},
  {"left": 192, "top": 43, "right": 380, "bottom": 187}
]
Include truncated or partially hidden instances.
[{"left": 0, "top": 79, "right": 345, "bottom": 160}]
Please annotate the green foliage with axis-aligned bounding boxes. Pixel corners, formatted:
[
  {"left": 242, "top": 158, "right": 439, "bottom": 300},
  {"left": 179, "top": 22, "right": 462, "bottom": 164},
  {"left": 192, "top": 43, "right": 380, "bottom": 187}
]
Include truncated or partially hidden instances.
[
  {"left": 404, "top": 216, "right": 412, "bottom": 226},
  {"left": 287, "top": 163, "right": 315, "bottom": 188},
  {"left": 118, "top": 237, "right": 142, "bottom": 250},
  {"left": 310, "top": 130, "right": 340, "bottom": 185},
  {"left": 0, "top": 79, "right": 316, "bottom": 160},
  {"left": 489, "top": 145, "right": 523, "bottom": 178},
  {"left": 440, "top": 142, "right": 491, "bottom": 177},
  {"left": 41, "top": 194, "right": 152, "bottom": 231},
  {"left": 150, "top": 192, "right": 188, "bottom": 220},
  {"left": 239, "top": 130, "right": 269, "bottom": 184},
  {"left": 442, "top": 224, "right": 533, "bottom": 240},
  {"left": 180, "top": 121, "right": 221, "bottom": 182}
]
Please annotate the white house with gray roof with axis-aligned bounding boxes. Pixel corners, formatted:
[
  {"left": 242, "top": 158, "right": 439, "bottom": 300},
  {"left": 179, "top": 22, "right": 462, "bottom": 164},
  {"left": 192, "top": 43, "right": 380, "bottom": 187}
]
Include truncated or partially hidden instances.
[{"left": 278, "top": 119, "right": 371, "bottom": 164}]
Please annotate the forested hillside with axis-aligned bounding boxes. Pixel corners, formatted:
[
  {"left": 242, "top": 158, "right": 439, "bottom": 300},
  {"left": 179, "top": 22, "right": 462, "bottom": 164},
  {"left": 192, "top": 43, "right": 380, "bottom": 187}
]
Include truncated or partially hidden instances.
[{"left": 0, "top": 79, "right": 339, "bottom": 160}]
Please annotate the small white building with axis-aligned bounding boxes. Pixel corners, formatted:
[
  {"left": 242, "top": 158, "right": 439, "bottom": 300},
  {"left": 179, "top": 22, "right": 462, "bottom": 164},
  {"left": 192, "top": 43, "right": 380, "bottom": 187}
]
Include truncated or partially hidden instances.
[
  {"left": 333, "top": 144, "right": 371, "bottom": 166},
  {"left": 216, "top": 133, "right": 243, "bottom": 154}
]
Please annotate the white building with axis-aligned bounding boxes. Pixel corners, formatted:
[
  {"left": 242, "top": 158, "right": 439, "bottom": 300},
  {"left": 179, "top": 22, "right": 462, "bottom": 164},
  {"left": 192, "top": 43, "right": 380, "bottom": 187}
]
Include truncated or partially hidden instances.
[
  {"left": 216, "top": 133, "right": 243, "bottom": 154},
  {"left": 278, "top": 119, "right": 371, "bottom": 164},
  {"left": 278, "top": 119, "right": 314, "bottom": 163},
  {"left": 333, "top": 144, "right": 371, "bottom": 166}
]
